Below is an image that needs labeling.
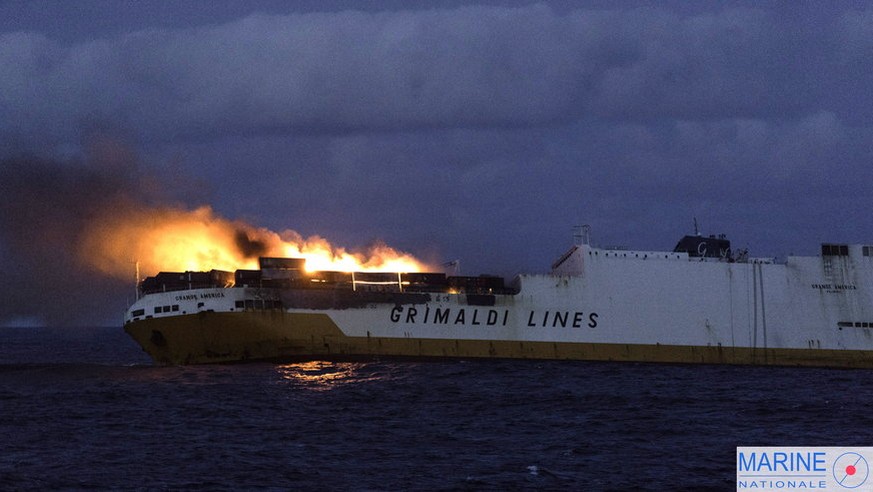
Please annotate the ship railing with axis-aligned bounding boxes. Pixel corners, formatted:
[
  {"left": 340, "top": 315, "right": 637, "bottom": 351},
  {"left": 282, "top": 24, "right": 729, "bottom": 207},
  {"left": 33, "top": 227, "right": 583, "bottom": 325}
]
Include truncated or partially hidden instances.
[
  {"left": 139, "top": 282, "right": 234, "bottom": 296},
  {"left": 351, "top": 272, "right": 405, "bottom": 292}
]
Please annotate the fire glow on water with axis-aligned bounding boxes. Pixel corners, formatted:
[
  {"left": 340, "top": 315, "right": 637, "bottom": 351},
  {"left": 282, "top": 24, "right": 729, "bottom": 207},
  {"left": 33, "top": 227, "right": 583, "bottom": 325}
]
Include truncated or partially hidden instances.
[{"left": 78, "top": 205, "right": 429, "bottom": 278}]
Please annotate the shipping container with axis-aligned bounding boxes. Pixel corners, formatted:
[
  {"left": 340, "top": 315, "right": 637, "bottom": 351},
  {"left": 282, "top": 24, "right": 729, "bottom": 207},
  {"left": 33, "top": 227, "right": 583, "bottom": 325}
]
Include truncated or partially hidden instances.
[{"left": 234, "top": 269, "right": 262, "bottom": 286}]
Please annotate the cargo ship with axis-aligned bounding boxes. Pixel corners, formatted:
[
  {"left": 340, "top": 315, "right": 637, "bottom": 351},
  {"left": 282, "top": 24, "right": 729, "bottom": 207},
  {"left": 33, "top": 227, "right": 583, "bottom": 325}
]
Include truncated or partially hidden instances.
[{"left": 123, "top": 228, "right": 873, "bottom": 368}]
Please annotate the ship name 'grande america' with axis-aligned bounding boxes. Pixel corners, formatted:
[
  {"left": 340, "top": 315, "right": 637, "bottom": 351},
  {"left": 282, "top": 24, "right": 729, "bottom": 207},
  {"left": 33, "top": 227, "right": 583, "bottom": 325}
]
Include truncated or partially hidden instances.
[{"left": 389, "top": 305, "right": 599, "bottom": 328}]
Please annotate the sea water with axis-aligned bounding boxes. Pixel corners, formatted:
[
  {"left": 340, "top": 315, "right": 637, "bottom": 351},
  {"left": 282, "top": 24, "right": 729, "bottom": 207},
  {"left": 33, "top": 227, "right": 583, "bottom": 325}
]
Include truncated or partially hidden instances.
[{"left": 2, "top": 326, "right": 872, "bottom": 490}]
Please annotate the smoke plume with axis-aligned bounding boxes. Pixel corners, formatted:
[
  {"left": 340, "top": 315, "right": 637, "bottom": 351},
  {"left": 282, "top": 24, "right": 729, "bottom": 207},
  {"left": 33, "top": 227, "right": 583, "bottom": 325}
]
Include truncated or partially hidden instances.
[{"left": 0, "top": 141, "right": 426, "bottom": 326}]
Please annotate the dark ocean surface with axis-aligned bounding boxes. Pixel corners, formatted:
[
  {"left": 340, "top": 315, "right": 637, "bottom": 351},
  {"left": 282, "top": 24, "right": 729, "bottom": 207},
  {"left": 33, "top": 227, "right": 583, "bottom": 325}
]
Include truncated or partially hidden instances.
[{"left": 2, "top": 327, "right": 873, "bottom": 491}]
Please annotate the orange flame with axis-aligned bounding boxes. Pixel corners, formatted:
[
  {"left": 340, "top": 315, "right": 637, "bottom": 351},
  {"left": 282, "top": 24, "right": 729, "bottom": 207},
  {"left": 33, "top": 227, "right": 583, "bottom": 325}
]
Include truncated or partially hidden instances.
[{"left": 78, "top": 204, "right": 429, "bottom": 279}]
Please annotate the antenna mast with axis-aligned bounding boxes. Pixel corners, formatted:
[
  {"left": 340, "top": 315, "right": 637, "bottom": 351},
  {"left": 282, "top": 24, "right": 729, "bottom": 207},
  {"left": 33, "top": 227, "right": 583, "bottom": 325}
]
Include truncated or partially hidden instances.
[{"left": 573, "top": 225, "right": 591, "bottom": 245}]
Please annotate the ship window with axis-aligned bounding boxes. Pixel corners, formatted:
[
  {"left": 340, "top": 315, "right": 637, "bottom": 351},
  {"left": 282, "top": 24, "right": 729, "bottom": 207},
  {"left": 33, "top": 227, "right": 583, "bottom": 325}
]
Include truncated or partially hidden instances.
[
  {"left": 154, "top": 307, "right": 161, "bottom": 314},
  {"left": 245, "top": 300, "right": 255, "bottom": 309},
  {"left": 163, "top": 305, "right": 171, "bottom": 312},
  {"left": 822, "top": 244, "right": 849, "bottom": 256},
  {"left": 172, "top": 305, "right": 179, "bottom": 312},
  {"left": 838, "top": 322, "right": 853, "bottom": 327},
  {"left": 132, "top": 309, "right": 145, "bottom": 317},
  {"left": 197, "top": 302, "right": 204, "bottom": 308},
  {"left": 235, "top": 300, "right": 245, "bottom": 309},
  {"left": 864, "top": 246, "right": 872, "bottom": 257}
]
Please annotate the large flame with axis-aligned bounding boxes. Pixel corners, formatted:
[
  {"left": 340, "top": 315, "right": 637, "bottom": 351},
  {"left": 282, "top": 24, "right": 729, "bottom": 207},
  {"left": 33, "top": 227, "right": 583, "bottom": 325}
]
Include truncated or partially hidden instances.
[{"left": 78, "top": 204, "right": 429, "bottom": 279}]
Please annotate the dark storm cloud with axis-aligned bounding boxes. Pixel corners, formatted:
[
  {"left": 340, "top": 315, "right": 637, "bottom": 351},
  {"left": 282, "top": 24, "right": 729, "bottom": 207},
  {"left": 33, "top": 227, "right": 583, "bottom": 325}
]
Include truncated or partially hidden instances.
[
  {"left": 3, "top": 3, "right": 872, "bottom": 151},
  {"left": 2, "top": 2, "right": 873, "bottom": 325},
  {"left": 306, "top": 113, "right": 873, "bottom": 265}
]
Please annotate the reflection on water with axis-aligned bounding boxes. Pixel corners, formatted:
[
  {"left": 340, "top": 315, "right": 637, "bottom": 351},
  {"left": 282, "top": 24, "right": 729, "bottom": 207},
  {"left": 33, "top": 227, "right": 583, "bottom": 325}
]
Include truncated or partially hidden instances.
[{"left": 276, "top": 361, "right": 383, "bottom": 391}]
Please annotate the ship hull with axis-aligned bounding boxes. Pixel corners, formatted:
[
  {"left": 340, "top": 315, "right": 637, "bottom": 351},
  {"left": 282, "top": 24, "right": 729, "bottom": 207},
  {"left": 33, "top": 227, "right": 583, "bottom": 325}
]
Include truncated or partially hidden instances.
[
  {"left": 125, "top": 310, "right": 873, "bottom": 368},
  {"left": 124, "top": 239, "right": 873, "bottom": 368}
]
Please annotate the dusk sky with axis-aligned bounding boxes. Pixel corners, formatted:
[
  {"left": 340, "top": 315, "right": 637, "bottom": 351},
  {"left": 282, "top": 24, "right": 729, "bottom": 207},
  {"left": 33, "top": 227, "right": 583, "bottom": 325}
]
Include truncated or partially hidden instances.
[{"left": 2, "top": 0, "right": 873, "bottom": 326}]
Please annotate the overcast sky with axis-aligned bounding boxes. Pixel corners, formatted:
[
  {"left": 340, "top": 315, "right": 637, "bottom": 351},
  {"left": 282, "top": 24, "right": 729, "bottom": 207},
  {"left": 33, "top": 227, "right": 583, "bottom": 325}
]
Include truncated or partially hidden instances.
[{"left": 2, "top": 0, "right": 873, "bottom": 326}]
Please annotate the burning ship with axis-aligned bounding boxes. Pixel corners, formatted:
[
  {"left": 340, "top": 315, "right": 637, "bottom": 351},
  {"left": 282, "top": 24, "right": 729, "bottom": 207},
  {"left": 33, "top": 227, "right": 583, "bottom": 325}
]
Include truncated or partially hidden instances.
[{"left": 124, "top": 228, "right": 873, "bottom": 368}]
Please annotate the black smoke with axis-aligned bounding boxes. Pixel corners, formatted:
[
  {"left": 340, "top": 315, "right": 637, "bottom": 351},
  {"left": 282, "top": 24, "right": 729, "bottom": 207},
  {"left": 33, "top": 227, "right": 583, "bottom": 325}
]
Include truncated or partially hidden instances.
[
  {"left": 233, "top": 230, "right": 268, "bottom": 259},
  {"left": 0, "top": 139, "right": 163, "bottom": 326}
]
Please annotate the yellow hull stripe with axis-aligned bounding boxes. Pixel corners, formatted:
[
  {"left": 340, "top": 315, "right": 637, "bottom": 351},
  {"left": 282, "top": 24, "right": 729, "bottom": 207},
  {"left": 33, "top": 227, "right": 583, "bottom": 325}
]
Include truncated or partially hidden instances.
[{"left": 125, "top": 311, "right": 873, "bottom": 368}]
